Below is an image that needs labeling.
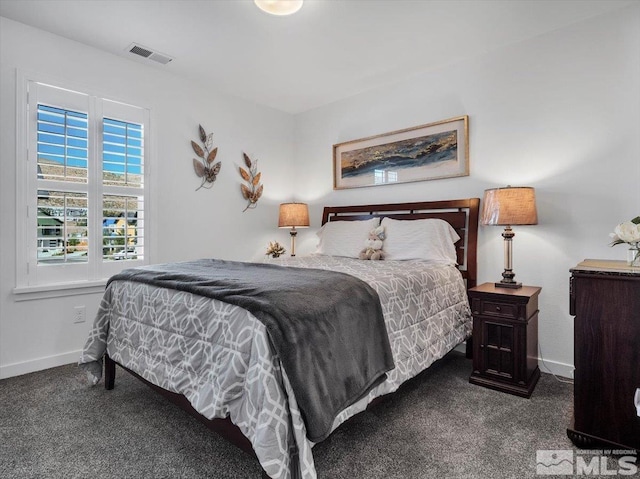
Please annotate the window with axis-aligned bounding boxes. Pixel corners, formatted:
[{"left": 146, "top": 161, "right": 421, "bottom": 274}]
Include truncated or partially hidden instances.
[
  {"left": 101, "top": 117, "right": 145, "bottom": 263},
  {"left": 36, "top": 104, "right": 89, "bottom": 266},
  {"left": 18, "top": 79, "right": 150, "bottom": 289}
]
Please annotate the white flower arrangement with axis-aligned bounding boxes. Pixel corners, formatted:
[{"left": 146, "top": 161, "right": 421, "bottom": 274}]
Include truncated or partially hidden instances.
[{"left": 610, "top": 216, "right": 640, "bottom": 266}]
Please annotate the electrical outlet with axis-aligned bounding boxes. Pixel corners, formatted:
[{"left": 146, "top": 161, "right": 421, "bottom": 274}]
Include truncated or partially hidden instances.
[{"left": 74, "top": 305, "right": 86, "bottom": 323}]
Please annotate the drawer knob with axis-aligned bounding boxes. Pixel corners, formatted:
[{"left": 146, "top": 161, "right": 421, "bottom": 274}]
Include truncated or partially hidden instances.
[{"left": 495, "top": 306, "right": 501, "bottom": 311}]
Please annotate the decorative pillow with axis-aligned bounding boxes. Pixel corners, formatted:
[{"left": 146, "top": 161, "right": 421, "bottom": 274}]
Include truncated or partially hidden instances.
[
  {"left": 316, "top": 218, "right": 380, "bottom": 258},
  {"left": 381, "top": 217, "right": 460, "bottom": 263}
]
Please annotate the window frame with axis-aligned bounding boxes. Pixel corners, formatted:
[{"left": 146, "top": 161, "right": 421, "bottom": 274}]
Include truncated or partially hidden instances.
[{"left": 14, "top": 71, "right": 151, "bottom": 298}]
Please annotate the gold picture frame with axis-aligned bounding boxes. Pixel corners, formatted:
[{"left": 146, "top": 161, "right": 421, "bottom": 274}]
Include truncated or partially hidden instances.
[{"left": 333, "top": 115, "right": 469, "bottom": 190}]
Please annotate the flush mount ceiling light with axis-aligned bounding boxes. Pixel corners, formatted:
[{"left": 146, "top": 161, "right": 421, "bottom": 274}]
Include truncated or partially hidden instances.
[{"left": 254, "top": 0, "right": 303, "bottom": 16}]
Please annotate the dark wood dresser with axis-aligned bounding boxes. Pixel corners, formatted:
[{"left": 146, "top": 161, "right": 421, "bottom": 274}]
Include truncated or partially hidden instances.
[{"left": 568, "top": 259, "right": 640, "bottom": 450}]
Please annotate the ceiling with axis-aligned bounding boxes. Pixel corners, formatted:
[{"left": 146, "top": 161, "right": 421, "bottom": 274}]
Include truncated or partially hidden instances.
[{"left": 0, "top": 0, "right": 634, "bottom": 114}]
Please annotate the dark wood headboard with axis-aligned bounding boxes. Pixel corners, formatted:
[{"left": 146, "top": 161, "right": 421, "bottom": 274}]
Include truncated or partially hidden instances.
[{"left": 322, "top": 198, "right": 480, "bottom": 289}]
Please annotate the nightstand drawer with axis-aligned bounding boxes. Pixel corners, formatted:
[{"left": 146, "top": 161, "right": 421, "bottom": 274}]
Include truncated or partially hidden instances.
[{"left": 480, "top": 300, "right": 518, "bottom": 319}]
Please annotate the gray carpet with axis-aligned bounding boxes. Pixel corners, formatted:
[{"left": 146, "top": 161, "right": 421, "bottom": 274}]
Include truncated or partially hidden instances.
[{"left": 0, "top": 352, "right": 577, "bottom": 478}]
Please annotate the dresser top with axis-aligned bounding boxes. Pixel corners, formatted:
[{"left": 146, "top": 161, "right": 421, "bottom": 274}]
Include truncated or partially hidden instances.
[{"left": 571, "top": 259, "right": 640, "bottom": 276}]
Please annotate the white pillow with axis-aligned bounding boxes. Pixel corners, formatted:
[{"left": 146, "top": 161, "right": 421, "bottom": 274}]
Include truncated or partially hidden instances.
[
  {"left": 316, "top": 218, "right": 380, "bottom": 258},
  {"left": 381, "top": 217, "right": 460, "bottom": 263}
]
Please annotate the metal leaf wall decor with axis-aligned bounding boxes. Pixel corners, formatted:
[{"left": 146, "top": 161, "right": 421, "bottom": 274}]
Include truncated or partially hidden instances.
[
  {"left": 191, "top": 124, "right": 221, "bottom": 191},
  {"left": 239, "top": 153, "right": 263, "bottom": 212}
]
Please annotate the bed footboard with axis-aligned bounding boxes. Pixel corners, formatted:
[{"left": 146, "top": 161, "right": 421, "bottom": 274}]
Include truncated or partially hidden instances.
[
  {"left": 103, "top": 354, "right": 257, "bottom": 457},
  {"left": 105, "top": 354, "right": 116, "bottom": 390},
  {"left": 104, "top": 354, "right": 270, "bottom": 477}
]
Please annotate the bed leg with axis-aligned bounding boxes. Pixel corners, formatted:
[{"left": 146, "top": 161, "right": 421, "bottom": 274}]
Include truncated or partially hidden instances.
[
  {"left": 104, "top": 354, "right": 116, "bottom": 390},
  {"left": 465, "top": 337, "right": 473, "bottom": 359}
]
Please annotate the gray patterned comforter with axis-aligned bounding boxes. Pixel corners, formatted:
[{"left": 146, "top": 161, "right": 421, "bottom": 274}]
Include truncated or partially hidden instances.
[{"left": 79, "top": 256, "right": 471, "bottom": 479}]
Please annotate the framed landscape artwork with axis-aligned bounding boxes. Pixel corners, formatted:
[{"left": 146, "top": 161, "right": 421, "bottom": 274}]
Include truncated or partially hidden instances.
[{"left": 333, "top": 115, "right": 469, "bottom": 189}]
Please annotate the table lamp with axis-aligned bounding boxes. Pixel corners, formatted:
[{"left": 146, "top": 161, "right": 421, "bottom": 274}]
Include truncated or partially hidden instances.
[
  {"left": 278, "top": 203, "right": 309, "bottom": 257},
  {"left": 481, "top": 186, "right": 538, "bottom": 289}
]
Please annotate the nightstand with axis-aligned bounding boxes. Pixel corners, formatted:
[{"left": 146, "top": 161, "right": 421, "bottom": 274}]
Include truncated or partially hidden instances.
[{"left": 468, "top": 283, "right": 541, "bottom": 398}]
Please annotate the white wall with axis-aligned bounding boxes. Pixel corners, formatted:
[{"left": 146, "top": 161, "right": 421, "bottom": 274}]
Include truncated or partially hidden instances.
[
  {"left": 291, "top": 4, "right": 640, "bottom": 377},
  {"left": 2, "top": 4, "right": 639, "bottom": 379},
  {"left": 0, "top": 17, "right": 295, "bottom": 378}
]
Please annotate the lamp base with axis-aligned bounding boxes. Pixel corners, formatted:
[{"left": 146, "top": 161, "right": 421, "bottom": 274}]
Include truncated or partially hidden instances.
[
  {"left": 495, "top": 280, "right": 522, "bottom": 289},
  {"left": 289, "top": 229, "right": 298, "bottom": 257}
]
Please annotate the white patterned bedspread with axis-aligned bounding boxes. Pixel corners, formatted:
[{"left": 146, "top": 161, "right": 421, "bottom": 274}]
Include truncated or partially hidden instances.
[{"left": 79, "top": 256, "right": 471, "bottom": 479}]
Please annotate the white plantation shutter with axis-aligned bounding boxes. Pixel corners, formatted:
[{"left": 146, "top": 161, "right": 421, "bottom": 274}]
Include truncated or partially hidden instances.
[
  {"left": 100, "top": 100, "right": 146, "bottom": 277},
  {"left": 20, "top": 79, "right": 150, "bottom": 288},
  {"left": 36, "top": 103, "right": 90, "bottom": 267}
]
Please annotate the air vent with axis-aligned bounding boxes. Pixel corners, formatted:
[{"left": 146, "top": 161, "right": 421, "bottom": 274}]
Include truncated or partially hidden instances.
[
  {"left": 148, "top": 52, "right": 172, "bottom": 65},
  {"left": 126, "top": 43, "right": 173, "bottom": 65},
  {"left": 129, "top": 44, "right": 153, "bottom": 58}
]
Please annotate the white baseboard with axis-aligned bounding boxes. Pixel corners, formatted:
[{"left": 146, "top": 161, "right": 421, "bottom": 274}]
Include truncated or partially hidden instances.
[
  {"left": 454, "top": 342, "right": 574, "bottom": 380},
  {"left": 0, "top": 350, "right": 81, "bottom": 380},
  {"left": 2, "top": 345, "right": 575, "bottom": 381},
  {"left": 537, "top": 357, "right": 574, "bottom": 380}
]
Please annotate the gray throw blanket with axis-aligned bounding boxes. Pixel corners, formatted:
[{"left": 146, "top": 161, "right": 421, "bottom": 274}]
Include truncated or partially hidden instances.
[{"left": 107, "top": 259, "right": 394, "bottom": 442}]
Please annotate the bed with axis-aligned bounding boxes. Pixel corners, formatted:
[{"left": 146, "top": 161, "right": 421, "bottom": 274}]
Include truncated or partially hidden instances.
[{"left": 80, "top": 198, "right": 480, "bottom": 479}]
